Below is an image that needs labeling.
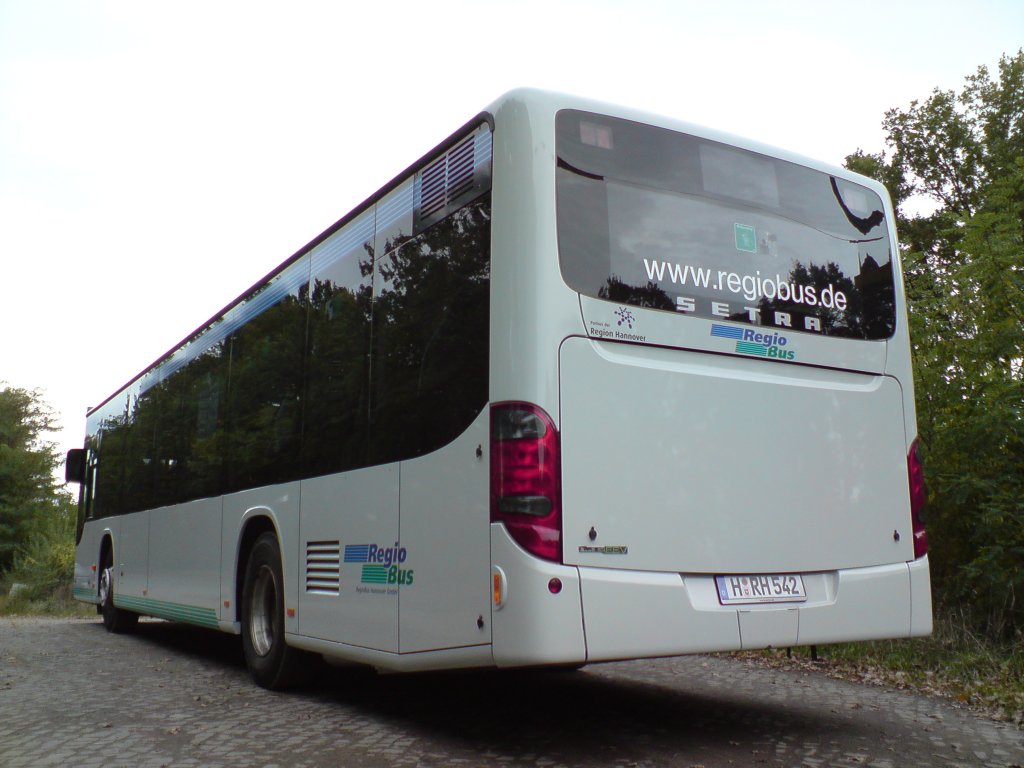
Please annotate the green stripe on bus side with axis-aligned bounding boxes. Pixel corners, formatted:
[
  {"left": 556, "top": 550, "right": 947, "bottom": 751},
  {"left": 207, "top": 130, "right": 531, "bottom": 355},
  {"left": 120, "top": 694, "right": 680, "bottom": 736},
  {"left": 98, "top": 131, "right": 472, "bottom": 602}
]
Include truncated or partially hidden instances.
[
  {"left": 72, "top": 586, "right": 97, "bottom": 602},
  {"left": 114, "top": 595, "right": 220, "bottom": 629}
]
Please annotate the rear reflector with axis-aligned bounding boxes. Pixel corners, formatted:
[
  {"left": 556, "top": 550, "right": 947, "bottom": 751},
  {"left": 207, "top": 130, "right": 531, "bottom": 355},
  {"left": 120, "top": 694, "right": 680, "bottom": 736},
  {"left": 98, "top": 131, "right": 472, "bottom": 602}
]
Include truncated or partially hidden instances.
[
  {"left": 490, "top": 402, "right": 562, "bottom": 562},
  {"left": 907, "top": 439, "right": 928, "bottom": 559},
  {"left": 492, "top": 567, "right": 506, "bottom": 608}
]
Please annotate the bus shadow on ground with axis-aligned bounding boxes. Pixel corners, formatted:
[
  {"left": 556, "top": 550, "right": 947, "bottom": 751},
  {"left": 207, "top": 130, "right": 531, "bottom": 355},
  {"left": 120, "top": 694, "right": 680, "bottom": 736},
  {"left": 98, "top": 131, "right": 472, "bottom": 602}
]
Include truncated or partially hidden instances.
[
  {"left": 91, "top": 618, "right": 249, "bottom": 672},
  {"left": 313, "top": 665, "right": 844, "bottom": 762},
  {"left": 108, "top": 619, "right": 862, "bottom": 764}
]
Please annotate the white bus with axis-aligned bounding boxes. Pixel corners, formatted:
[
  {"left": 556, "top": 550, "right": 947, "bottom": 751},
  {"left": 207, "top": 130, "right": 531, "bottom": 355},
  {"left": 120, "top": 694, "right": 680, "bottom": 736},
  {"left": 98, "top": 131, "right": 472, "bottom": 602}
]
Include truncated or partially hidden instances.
[{"left": 66, "top": 89, "right": 932, "bottom": 689}]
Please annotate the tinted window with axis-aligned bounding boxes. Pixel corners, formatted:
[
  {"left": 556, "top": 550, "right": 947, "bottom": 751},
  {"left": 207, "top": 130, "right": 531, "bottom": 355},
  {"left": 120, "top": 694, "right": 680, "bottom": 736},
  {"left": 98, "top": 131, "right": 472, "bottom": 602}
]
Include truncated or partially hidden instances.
[
  {"left": 369, "top": 196, "right": 491, "bottom": 464},
  {"left": 303, "top": 212, "right": 374, "bottom": 475},
  {"left": 82, "top": 124, "right": 492, "bottom": 516},
  {"left": 120, "top": 379, "right": 160, "bottom": 514},
  {"left": 186, "top": 342, "right": 230, "bottom": 497},
  {"left": 556, "top": 110, "right": 896, "bottom": 340},
  {"left": 89, "top": 395, "right": 128, "bottom": 518},
  {"left": 151, "top": 334, "right": 229, "bottom": 505},
  {"left": 224, "top": 260, "right": 310, "bottom": 492},
  {"left": 150, "top": 357, "right": 189, "bottom": 507}
]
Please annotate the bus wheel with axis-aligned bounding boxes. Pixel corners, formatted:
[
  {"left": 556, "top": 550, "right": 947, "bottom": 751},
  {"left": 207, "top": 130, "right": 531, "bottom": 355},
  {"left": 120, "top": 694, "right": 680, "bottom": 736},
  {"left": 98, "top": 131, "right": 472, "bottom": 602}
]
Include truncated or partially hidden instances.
[
  {"left": 99, "top": 553, "right": 138, "bottom": 634},
  {"left": 241, "top": 532, "right": 306, "bottom": 690}
]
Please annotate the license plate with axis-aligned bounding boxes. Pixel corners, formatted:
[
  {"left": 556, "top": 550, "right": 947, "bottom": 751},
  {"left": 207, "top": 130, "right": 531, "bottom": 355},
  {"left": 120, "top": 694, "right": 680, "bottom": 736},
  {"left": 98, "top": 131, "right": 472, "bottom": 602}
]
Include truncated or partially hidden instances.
[{"left": 715, "top": 573, "right": 807, "bottom": 605}]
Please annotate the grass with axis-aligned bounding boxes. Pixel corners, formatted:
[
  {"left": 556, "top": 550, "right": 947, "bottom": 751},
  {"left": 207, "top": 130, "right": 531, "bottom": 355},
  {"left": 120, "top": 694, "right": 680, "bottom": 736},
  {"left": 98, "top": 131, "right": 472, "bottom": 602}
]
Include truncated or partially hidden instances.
[
  {"left": 737, "top": 610, "right": 1024, "bottom": 726},
  {"left": 0, "top": 582, "right": 94, "bottom": 618}
]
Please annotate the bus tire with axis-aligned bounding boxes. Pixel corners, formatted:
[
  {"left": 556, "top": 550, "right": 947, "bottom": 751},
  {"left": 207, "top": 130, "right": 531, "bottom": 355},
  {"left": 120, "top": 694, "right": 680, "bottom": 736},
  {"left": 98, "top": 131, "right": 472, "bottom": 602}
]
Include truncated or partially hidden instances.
[
  {"left": 241, "top": 532, "right": 306, "bottom": 690},
  {"left": 99, "top": 552, "right": 138, "bottom": 634}
]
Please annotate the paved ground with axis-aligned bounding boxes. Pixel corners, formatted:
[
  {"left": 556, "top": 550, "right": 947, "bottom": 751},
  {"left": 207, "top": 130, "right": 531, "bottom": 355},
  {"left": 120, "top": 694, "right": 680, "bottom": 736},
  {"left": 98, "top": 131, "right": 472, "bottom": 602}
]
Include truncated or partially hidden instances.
[{"left": 1, "top": 617, "right": 1022, "bottom": 768}]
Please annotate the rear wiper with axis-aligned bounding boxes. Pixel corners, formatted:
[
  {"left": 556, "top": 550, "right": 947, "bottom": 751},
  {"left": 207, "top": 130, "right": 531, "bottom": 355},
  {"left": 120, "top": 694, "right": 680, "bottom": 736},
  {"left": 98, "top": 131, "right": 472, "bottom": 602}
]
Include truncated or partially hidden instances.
[
  {"left": 830, "top": 177, "right": 884, "bottom": 236},
  {"left": 557, "top": 156, "right": 605, "bottom": 182}
]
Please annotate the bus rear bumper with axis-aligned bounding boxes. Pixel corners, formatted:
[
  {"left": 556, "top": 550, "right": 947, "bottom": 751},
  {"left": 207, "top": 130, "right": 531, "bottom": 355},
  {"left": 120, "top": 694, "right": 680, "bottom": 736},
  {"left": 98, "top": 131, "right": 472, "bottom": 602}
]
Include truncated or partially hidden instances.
[
  {"left": 578, "top": 556, "right": 932, "bottom": 662},
  {"left": 491, "top": 522, "right": 932, "bottom": 665}
]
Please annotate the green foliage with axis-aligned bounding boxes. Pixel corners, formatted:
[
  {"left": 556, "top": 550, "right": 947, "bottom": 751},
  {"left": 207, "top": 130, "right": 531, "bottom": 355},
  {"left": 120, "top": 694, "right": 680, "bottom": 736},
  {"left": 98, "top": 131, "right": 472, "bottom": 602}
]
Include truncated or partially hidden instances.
[
  {"left": 0, "top": 493, "right": 83, "bottom": 616},
  {"left": 846, "top": 51, "right": 1024, "bottom": 638},
  {"left": 7, "top": 494, "right": 77, "bottom": 596},
  {"left": 0, "top": 384, "right": 85, "bottom": 614},
  {"left": 0, "top": 384, "right": 64, "bottom": 572},
  {"left": 823, "top": 608, "right": 1024, "bottom": 725}
]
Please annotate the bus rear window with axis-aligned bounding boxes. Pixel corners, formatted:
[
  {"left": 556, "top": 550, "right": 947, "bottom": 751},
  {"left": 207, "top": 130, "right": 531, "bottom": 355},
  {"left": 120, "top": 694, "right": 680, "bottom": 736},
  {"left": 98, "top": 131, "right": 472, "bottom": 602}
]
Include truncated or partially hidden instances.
[{"left": 555, "top": 110, "right": 896, "bottom": 340}]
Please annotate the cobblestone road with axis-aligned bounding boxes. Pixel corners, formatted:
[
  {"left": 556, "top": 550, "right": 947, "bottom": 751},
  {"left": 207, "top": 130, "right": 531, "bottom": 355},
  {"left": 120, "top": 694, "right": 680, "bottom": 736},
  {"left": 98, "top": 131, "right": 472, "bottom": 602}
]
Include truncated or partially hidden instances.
[{"left": 1, "top": 618, "right": 1021, "bottom": 767}]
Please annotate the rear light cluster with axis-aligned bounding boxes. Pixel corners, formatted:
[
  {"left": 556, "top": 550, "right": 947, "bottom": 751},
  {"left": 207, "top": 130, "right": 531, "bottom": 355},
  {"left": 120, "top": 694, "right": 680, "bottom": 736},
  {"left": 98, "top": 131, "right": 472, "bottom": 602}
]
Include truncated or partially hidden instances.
[
  {"left": 907, "top": 438, "right": 928, "bottom": 559},
  {"left": 490, "top": 402, "right": 562, "bottom": 563}
]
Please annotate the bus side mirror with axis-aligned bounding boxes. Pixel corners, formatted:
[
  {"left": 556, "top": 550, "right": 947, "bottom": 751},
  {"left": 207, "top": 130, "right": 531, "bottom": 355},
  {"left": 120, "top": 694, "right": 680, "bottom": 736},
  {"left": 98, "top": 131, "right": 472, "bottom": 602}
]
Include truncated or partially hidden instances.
[{"left": 65, "top": 448, "right": 87, "bottom": 484}]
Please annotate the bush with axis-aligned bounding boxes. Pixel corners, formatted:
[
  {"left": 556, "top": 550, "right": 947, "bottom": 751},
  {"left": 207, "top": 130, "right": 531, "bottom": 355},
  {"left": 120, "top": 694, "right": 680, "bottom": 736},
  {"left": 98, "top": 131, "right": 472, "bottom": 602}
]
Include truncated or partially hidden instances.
[
  {"left": 0, "top": 496, "right": 84, "bottom": 614},
  {"left": 823, "top": 606, "right": 1024, "bottom": 724}
]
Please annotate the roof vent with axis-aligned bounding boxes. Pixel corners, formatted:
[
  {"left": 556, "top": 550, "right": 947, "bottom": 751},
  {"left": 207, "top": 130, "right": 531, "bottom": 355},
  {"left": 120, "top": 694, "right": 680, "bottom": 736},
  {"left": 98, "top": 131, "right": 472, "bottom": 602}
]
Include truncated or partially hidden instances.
[{"left": 414, "top": 124, "right": 492, "bottom": 233}]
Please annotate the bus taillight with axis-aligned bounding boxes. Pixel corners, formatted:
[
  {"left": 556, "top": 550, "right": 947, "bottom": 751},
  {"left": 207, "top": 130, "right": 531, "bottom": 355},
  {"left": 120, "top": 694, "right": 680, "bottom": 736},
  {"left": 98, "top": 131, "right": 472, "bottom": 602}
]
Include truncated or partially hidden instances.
[
  {"left": 908, "top": 439, "right": 928, "bottom": 559},
  {"left": 490, "top": 402, "right": 562, "bottom": 563}
]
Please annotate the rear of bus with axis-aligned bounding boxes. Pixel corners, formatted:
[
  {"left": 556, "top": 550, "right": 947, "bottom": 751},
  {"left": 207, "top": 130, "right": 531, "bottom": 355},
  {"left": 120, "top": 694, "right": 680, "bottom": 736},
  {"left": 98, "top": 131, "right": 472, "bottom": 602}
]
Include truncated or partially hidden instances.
[{"left": 486, "top": 91, "right": 931, "bottom": 666}]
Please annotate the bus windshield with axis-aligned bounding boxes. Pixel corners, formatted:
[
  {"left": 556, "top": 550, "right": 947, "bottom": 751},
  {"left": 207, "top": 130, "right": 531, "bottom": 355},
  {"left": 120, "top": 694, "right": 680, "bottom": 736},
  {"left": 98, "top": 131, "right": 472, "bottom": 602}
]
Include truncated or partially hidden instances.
[{"left": 556, "top": 109, "right": 896, "bottom": 340}]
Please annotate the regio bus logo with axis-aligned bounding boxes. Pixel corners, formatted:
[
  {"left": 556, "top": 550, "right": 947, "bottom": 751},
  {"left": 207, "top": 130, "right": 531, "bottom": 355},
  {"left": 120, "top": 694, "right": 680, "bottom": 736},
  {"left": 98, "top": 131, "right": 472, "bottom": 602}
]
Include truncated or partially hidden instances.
[
  {"left": 344, "top": 543, "right": 416, "bottom": 586},
  {"left": 710, "top": 324, "right": 796, "bottom": 361}
]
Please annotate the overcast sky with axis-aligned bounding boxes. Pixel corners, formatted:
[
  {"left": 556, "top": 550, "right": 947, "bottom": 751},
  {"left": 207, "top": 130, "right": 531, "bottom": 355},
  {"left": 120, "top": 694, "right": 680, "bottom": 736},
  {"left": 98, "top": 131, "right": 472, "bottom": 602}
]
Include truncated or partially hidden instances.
[{"left": 1, "top": 0, "right": 1021, "bottom": 470}]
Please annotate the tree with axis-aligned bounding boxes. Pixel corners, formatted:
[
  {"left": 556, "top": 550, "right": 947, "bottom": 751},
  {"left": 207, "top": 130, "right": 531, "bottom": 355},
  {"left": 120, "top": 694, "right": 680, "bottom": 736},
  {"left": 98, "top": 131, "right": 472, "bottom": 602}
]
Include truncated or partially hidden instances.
[
  {"left": 0, "top": 385, "right": 66, "bottom": 573},
  {"left": 846, "top": 51, "right": 1024, "bottom": 636}
]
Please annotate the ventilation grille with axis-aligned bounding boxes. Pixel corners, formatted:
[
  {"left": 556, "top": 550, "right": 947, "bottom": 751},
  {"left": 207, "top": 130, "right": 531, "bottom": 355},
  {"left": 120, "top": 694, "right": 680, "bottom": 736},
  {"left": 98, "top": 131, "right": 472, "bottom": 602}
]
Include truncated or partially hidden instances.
[
  {"left": 419, "top": 134, "right": 476, "bottom": 220},
  {"left": 305, "top": 540, "right": 341, "bottom": 595},
  {"left": 414, "top": 124, "right": 491, "bottom": 233}
]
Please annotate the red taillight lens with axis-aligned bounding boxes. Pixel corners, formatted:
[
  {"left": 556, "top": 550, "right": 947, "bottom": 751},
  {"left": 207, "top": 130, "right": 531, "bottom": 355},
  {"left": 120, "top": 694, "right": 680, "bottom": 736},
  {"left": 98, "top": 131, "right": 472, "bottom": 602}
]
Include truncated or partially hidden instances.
[
  {"left": 490, "top": 402, "right": 562, "bottom": 562},
  {"left": 908, "top": 438, "right": 928, "bottom": 559}
]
